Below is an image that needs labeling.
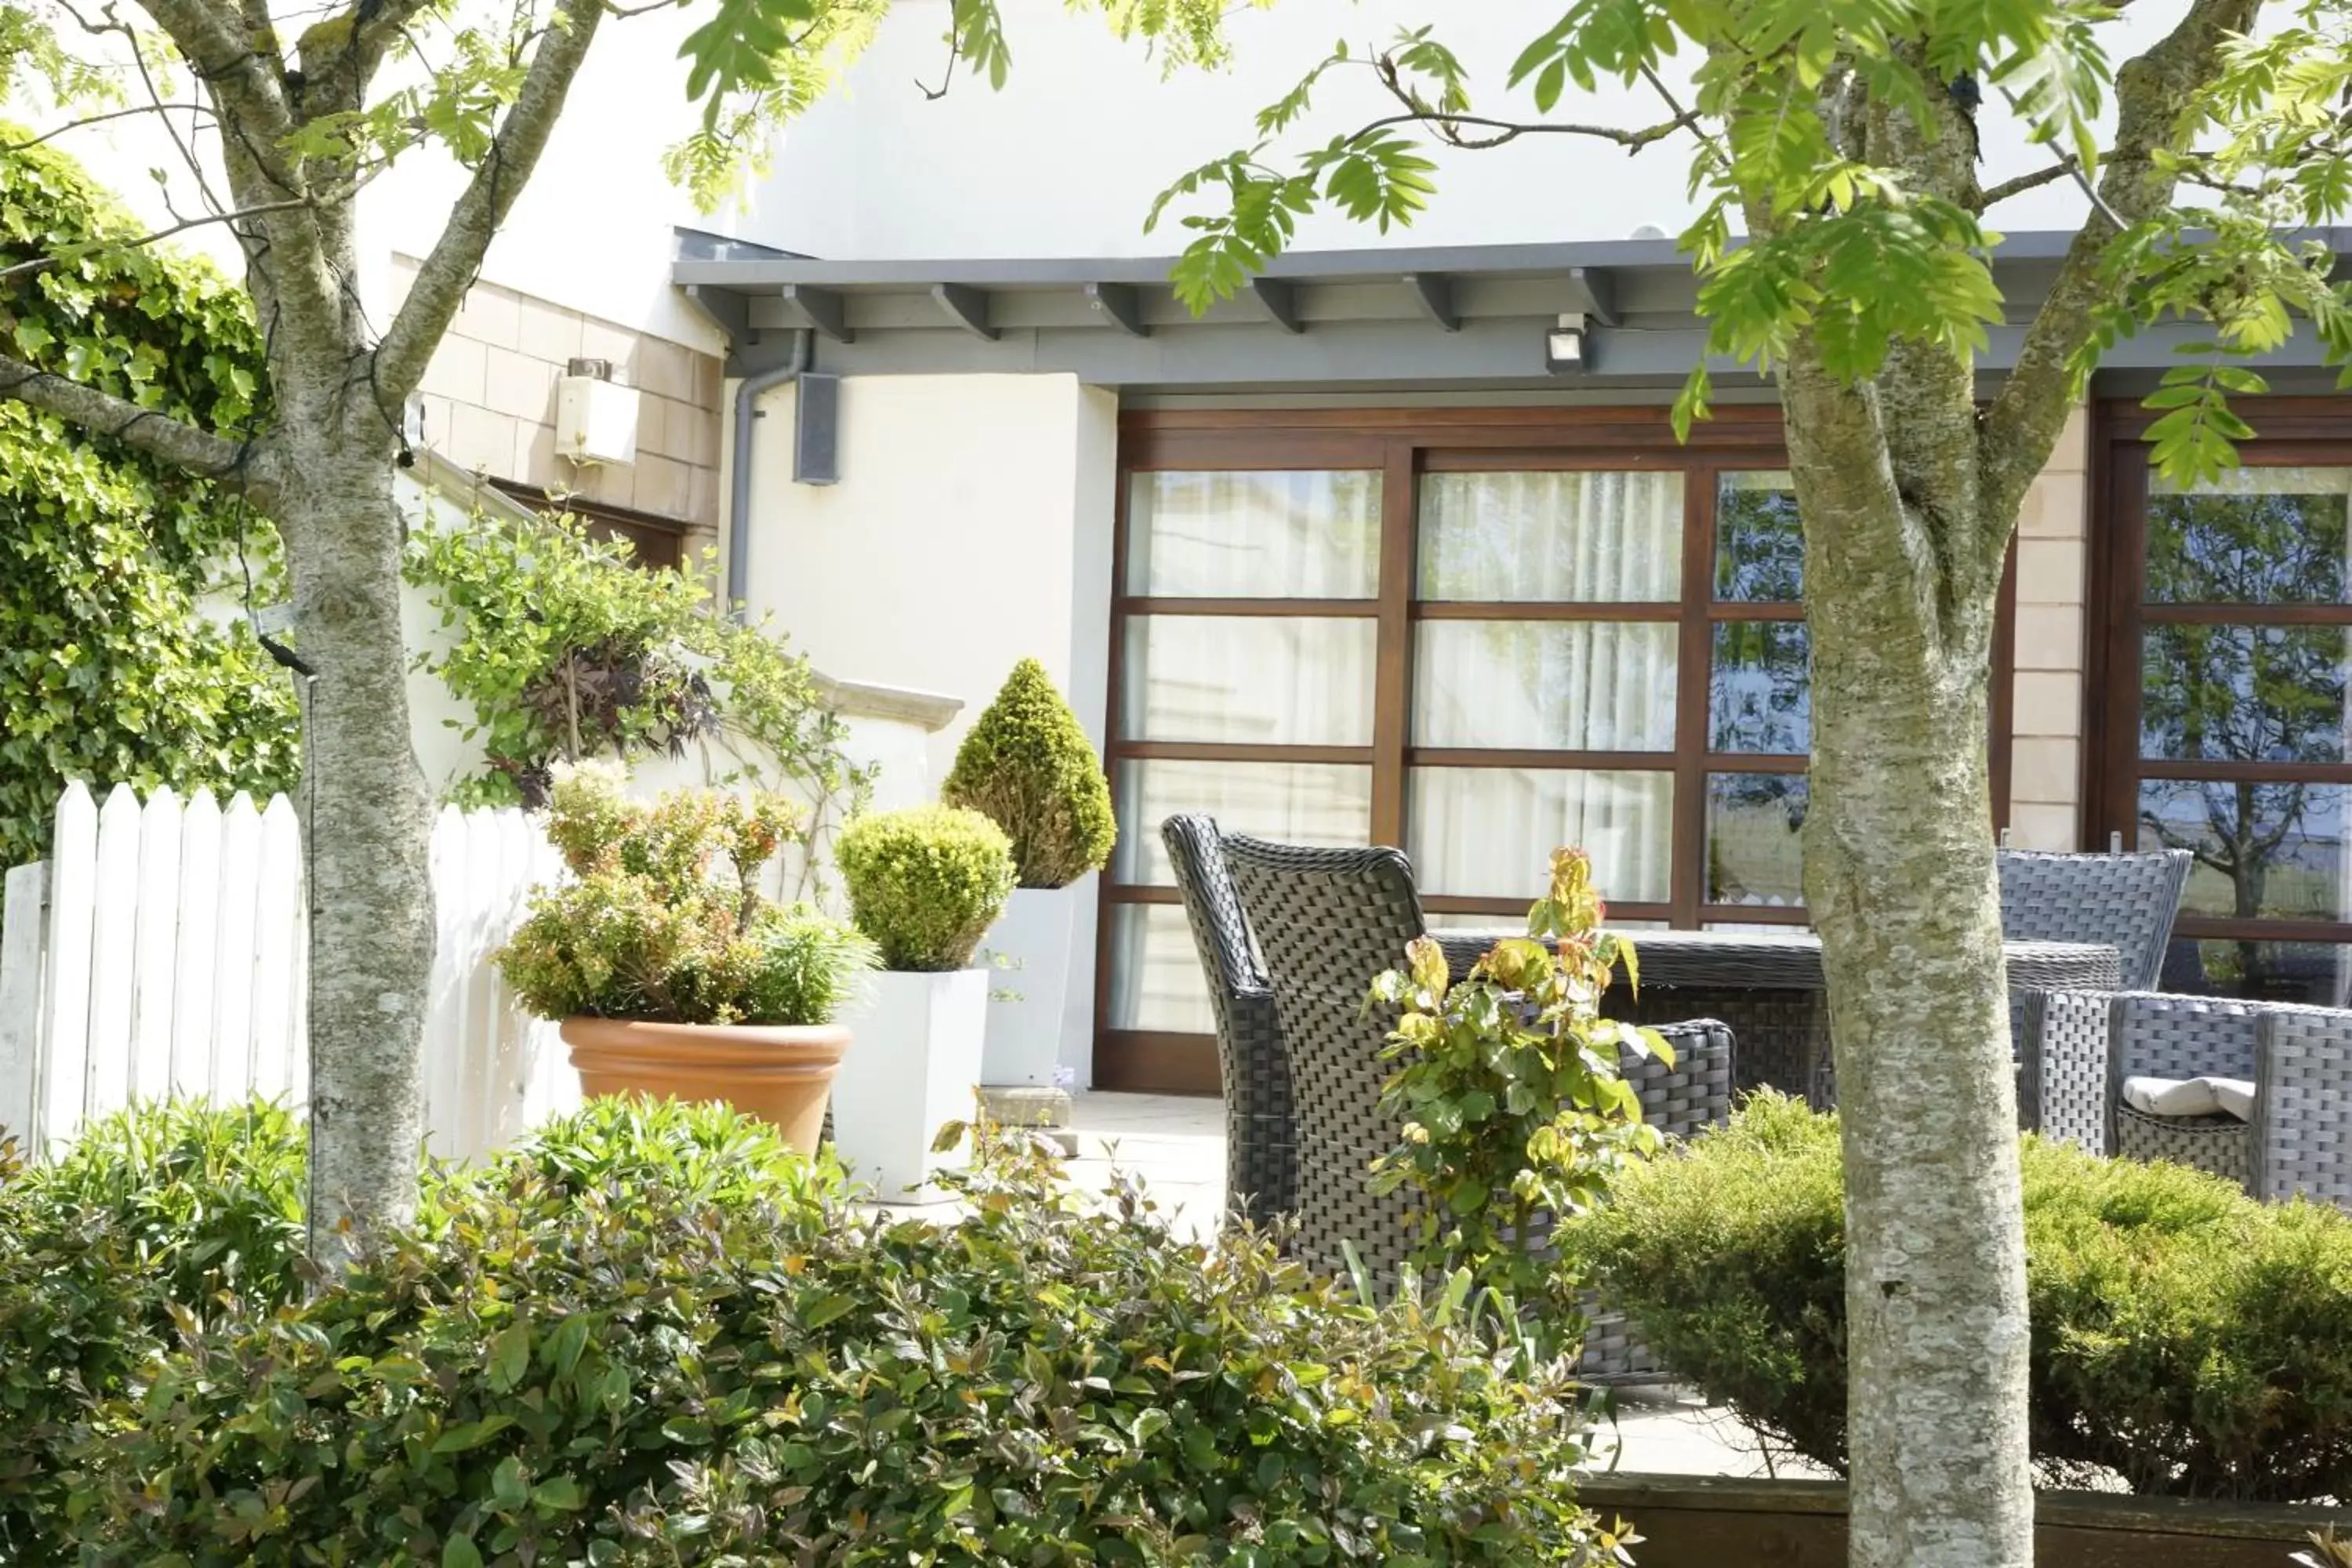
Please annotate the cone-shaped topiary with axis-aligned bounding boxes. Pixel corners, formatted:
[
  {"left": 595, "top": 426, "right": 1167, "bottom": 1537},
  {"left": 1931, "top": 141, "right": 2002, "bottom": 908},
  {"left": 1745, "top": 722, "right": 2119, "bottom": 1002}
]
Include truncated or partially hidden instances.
[
  {"left": 942, "top": 659, "right": 1116, "bottom": 888},
  {"left": 836, "top": 804, "right": 1017, "bottom": 971}
]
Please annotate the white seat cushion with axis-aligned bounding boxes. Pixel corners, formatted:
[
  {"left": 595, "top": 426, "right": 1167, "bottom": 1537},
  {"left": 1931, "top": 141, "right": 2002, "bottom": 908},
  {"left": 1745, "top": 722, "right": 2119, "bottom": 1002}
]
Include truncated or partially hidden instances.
[{"left": 2122, "top": 1075, "right": 2257, "bottom": 1122}]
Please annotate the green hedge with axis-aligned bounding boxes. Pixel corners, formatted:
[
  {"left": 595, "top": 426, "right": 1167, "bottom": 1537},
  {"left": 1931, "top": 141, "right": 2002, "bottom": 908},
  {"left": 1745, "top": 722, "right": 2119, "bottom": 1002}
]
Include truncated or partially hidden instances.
[
  {"left": 1565, "top": 1092, "right": 2352, "bottom": 1501},
  {"left": 11, "top": 1098, "right": 1621, "bottom": 1566},
  {"left": 943, "top": 659, "right": 1116, "bottom": 889}
]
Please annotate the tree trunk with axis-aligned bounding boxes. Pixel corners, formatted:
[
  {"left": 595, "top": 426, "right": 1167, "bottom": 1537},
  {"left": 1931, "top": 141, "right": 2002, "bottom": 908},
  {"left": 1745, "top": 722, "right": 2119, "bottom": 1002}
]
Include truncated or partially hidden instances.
[
  {"left": 1790, "top": 394, "right": 2033, "bottom": 1567},
  {"left": 281, "top": 429, "right": 435, "bottom": 1265}
]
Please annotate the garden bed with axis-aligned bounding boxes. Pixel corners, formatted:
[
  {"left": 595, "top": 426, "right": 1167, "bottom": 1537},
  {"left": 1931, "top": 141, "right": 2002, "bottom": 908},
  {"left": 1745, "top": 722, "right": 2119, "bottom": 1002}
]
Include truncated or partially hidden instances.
[{"left": 1580, "top": 1473, "right": 2346, "bottom": 1568}]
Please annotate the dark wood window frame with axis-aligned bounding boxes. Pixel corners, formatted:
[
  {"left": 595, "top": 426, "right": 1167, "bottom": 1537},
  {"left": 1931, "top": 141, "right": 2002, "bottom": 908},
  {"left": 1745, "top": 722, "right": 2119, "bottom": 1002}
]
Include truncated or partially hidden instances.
[
  {"left": 489, "top": 479, "right": 690, "bottom": 572},
  {"left": 2089, "top": 396, "right": 2352, "bottom": 961},
  {"left": 1101, "top": 406, "right": 2017, "bottom": 1094}
]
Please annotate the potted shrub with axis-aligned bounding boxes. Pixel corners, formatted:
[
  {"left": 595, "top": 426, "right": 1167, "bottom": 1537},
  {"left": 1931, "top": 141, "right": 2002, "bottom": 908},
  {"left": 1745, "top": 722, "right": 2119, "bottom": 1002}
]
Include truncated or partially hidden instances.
[
  {"left": 942, "top": 659, "right": 1116, "bottom": 1090},
  {"left": 829, "top": 804, "right": 1017, "bottom": 1200},
  {"left": 497, "top": 766, "right": 877, "bottom": 1154}
]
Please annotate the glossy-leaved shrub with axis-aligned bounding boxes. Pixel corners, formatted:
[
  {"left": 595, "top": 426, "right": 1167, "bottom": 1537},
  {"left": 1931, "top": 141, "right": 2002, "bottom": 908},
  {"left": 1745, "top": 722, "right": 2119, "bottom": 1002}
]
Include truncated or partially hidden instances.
[
  {"left": 1564, "top": 1092, "right": 2352, "bottom": 1501},
  {"left": 64, "top": 1115, "right": 1625, "bottom": 1567},
  {"left": 942, "top": 659, "right": 1116, "bottom": 889},
  {"left": 0, "top": 1101, "right": 307, "bottom": 1559},
  {"left": 835, "top": 803, "right": 1018, "bottom": 970}
]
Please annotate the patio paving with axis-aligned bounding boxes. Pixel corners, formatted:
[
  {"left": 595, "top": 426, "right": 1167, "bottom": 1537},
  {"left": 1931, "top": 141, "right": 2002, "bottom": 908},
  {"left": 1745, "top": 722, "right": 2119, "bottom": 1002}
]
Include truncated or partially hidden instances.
[{"left": 1054, "top": 1091, "right": 1824, "bottom": 1482}]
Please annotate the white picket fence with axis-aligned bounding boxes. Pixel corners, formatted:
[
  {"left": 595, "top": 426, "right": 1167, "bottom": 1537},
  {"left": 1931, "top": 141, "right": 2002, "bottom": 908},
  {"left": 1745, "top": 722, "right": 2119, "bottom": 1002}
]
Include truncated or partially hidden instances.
[{"left": 0, "top": 782, "right": 578, "bottom": 1161}]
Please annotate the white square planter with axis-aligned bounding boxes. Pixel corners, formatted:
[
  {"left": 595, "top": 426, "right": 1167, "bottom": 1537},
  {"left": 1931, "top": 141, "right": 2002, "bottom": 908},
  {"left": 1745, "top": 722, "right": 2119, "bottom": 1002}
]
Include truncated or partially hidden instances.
[
  {"left": 980, "top": 885, "right": 1079, "bottom": 1088},
  {"left": 830, "top": 968, "right": 988, "bottom": 1203}
]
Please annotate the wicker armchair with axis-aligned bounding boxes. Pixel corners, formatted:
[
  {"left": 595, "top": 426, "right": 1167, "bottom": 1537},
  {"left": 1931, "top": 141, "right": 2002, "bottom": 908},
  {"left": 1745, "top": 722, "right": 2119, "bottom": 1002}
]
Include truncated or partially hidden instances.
[
  {"left": 1160, "top": 813, "right": 1297, "bottom": 1226},
  {"left": 2031, "top": 989, "right": 2352, "bottom": 1207},
  {"left": 1221, "top": 833, "right": 1735, "bottom": 1380},
  {"left": 1997, "top": 847, "right": 2191, "bottom": 990}
]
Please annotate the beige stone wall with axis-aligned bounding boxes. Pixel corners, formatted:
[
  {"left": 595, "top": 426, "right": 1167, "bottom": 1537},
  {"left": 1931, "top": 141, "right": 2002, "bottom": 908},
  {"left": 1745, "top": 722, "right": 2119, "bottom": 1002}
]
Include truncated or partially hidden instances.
[
  {"left": 2005, "top": 405, "right": 2090, "bottom": 851},
  {"left": 394, "top": 257, "right": 724, "bottom": 556}
]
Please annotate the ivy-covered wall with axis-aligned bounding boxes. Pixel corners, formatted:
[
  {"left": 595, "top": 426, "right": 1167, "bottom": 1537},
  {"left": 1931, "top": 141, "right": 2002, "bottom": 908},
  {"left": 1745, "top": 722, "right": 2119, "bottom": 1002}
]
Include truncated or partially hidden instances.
[{"left": 0, "top": 134, "right": 300, "bottom": 870}]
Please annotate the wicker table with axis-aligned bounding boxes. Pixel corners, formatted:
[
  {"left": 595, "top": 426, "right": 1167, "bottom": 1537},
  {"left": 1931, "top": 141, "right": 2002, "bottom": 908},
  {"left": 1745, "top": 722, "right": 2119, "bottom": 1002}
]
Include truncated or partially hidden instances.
[{"left": 1438, "top": 928, "right": 2122, "bottom": 1109}]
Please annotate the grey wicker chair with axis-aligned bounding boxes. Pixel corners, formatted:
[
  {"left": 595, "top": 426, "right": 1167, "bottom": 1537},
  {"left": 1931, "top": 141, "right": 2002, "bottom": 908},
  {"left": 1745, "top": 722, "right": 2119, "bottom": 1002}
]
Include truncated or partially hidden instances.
[
  {"left": 1160, "top": 813, "right": 1297, "bottom": 1226},
  {"left": 1997, "top": 847, "right": 2192, "bottom": 991},
  {"left": 1221, "top": 833, "right": 1735, "bottom": 1381},
  {"left": 2032, "top": 989, "right": 2352, "bottom": 1207}
]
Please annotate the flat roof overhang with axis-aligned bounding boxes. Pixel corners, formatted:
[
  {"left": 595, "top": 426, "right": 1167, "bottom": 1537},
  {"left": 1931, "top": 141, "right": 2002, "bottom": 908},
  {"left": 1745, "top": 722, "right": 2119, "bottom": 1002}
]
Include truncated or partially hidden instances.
[{"left": 671, "top": 230, "right": 2352, "bottom": 394}]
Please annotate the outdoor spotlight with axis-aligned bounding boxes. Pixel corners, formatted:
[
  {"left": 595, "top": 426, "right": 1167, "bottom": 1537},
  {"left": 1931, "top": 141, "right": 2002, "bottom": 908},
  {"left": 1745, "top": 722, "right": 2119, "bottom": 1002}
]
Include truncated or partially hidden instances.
[{"left": 1544, "top": 312, "right": 1588, "bottom": 373}]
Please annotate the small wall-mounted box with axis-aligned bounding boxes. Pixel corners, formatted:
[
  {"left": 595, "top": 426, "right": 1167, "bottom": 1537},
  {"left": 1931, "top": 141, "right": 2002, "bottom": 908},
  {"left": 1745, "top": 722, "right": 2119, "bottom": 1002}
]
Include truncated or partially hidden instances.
[{"left": 555, "top": 359, "right": 639, "bottom": 466}]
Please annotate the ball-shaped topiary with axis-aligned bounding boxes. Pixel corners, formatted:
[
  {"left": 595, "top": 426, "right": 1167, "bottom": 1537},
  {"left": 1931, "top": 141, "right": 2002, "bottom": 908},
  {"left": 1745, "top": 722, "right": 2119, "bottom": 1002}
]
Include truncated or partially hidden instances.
[
  {"left": 836, "top": 804, "right": 1018, "bottom": 971},
  {"left": 941, "top": 659, "right": 1116, "bottom": 889}
]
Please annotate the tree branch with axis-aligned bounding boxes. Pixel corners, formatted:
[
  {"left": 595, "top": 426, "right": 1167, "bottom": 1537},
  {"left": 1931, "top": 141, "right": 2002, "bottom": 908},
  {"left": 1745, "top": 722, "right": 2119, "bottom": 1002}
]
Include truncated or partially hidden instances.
[
  {"left": 0, "top": 353, "right": 274, "bottom": 499},
  {"left": 129, "top": 0, "right": 297, "bottom": 162},
  {"left": 372, "top": 0, "right": 606, "bottom": 404},
  {"left": 1977, "top": 157, "right": 2080, "bottom": 210},
  {"left": 1348, "top": 107, "right": 1697, "bottom": 152},
  {"left": 0, "top": 199, "right": 310, "bottom": 283},
  {"left": 1978, "top": 0, "right": 2263, "bottom": 525},
  {"left": 1, "top": 103, "right": 218, "bottom": 151}
]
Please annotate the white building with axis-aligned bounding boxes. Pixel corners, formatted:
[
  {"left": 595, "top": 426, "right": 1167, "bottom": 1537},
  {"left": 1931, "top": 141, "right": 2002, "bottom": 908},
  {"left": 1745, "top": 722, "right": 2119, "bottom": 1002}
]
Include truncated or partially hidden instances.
[{"left": 47, "top": 0, "right": 2352, "bottom": 1090}]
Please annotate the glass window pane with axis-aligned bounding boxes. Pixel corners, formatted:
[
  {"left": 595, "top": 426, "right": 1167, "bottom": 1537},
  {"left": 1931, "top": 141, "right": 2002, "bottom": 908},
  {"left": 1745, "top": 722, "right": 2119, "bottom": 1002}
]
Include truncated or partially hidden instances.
[
  {"left": 1113, "top": 759, "right": 1372, "bottom": 884},
  {"left": 1122, "top": 616, "right": 1376, "bottom": 745},
  {"left": 1106, "top": 904, "right": 1216, "bottom": 1033},
  {"left": 1407, "top": 768, "right": 1672, "bottom": 902},
  {"left": 1414, "top": 621, "right": 1678, "bottom": 750},
  {"left": 1716, "top": 470, "right": 1804, "bottom": 603},
  {"left": 1711, "top": 621, "right": 1811, "bottom": 753},
  {"left": 2146, "top": 466, "right": 2352, "bottom": 604},
  {"left": 1707, "top": 772, "right": 1807, "bottom": 906},
  {"left": 2156, "top": 937, "right": 2352, "bottom": 1007},
  {"left": 1127, "top": 470, "right": 1381, "bottom": 598},
  {"left": 2140, "top": 624, "right": 2352, "bottom": 763},
  {"left": 1417, "top": 472, "right": 1683, "bottom": 602},
  {"left": 2140, "top": 779, "right": 2352, "bottom": 921}
]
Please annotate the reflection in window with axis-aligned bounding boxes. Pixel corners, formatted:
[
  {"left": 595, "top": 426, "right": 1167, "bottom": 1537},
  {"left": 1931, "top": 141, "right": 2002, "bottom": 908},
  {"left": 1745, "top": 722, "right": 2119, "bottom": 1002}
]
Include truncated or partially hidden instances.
[
  {"left": 1407, "top": 768, "right": 1673, "bottom": 902},
  {"left": 1112, "top": 759, "right": 1372, "bottom": 884},
  {"left": 1418, "top": 471, "right": 1683, "bottom": 602},
  {"left": 1716, "top": 471, "right": 1804, "bottom": 603},
  {"left": 1414, "top": 621, "right": 1678, "bottom": 750},
  {"left": 1707, "top": 773, "right": 1807, "bottom": 906},
  {"left": 2157, "top": 936, "right": 2352, "bottom": 1008},
  {"left": 2145, "top": 467, "right": 2352, "bottom": 604},
  {"left": 1105, "top": 904, "right": 1217, "bottom": 1033},
  {"left": 1120, "top": 616, "right": 1377, "bottom": 746},
  {"left": 2139, "top": 779, "right": 2352, "bottom": 923},
  {"left": 2140, "top": 624, "right": 2352, "bottom": 764},
  {"left": 1127, "top": 471, "right": 1382, "bottom": 598},
  {"left": 1711, "top": 622, "right": 1810, "bottom": 753}
]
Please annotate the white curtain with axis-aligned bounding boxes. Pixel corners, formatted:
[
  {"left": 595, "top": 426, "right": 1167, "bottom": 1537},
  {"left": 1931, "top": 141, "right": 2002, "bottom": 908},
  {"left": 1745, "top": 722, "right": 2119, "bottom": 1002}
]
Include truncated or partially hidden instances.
[
  {"left": 1114, "top": 760, "right": 1371, "bottom": 884},
  {"left": 1122, "top": 615, "right": 1376, "bottom": 747},
  {"left": 1407, "top": 769, "right": 1674, "bottom": 904},
  {"left": 1417, "top": 470, "right": 1682, "bottom": 601},
  {"left": 1128, "top": 470, "right": 1381, "bottom": 597},
  {"left": 1415, "top": 621, "right": 1677, "bottom": 751}
]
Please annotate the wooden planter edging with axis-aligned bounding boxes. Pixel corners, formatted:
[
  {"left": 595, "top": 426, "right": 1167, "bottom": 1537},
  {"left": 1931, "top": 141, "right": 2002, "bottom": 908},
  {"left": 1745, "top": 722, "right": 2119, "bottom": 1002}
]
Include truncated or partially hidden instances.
[{"left": 1578, "top": 1472, "right": 2352, "bottom": 1568}]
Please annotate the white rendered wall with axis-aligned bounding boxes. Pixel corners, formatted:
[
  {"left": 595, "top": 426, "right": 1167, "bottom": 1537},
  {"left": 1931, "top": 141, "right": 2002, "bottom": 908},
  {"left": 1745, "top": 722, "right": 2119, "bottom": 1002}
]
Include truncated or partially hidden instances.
[
  {"left": 745, "top": 0, "right": 2179, "bottom": 260},
  {"left": 731, "top": 371, "right": 1120, "bottom": 1081}
]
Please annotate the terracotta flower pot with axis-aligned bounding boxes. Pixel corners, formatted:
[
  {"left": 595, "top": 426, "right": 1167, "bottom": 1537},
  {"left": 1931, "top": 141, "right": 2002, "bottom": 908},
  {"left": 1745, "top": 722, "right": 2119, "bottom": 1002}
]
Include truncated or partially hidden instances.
[{"left": 559, "top": 1016, "right": 852, "bottom": 1156}]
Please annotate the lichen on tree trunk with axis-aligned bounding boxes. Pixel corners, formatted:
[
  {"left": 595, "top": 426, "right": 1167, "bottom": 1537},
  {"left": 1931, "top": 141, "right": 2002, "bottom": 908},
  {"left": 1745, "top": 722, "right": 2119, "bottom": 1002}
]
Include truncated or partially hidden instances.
[
  {"left": 280, "top": 434, "right": 436, "bottom": 1263},
  {"left": 1784, "top": 363, "right": 2031, "bottom": 1568}
]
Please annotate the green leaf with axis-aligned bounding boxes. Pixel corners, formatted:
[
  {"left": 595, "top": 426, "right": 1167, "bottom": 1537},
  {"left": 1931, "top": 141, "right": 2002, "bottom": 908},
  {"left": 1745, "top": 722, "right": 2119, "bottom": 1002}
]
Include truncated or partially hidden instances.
[
  {"left": 442, "top": 1534, "right": 484, "bottom": 1568},
  {"left": 487, "top": 1323, "right": 530, "bottom": 1392}
]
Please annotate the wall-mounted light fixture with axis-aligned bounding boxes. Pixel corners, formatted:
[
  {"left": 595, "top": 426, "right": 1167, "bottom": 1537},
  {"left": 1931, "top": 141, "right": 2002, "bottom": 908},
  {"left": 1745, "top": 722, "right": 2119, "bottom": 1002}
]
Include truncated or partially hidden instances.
[{"left": 1545, "top": 312, "right": 1589, "bottom": 374}]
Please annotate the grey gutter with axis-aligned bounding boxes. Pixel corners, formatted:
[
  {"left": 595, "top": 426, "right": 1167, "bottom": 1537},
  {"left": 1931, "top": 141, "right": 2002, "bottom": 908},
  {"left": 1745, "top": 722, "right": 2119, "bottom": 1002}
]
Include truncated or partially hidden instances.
[{"left": 726, "top": 328, "right": 811, "bottom": 617}]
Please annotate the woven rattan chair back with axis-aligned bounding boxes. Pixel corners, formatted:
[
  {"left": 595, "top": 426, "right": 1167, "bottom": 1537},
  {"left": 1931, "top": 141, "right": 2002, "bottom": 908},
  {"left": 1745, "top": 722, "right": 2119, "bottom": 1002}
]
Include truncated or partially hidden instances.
[
  {"left": 1997, "top": 847, "right": 2192, "bottom": 991},
  {"left": 1160, "top": 814, "right": 1297, "bottom": 1224}
]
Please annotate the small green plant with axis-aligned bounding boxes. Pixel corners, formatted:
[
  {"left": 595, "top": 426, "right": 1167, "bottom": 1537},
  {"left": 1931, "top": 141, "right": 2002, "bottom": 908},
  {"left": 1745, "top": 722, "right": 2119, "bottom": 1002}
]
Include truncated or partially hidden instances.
[
  {"left": 942, "top": 658, "right": 1116, "bottom": 889},
  {"left": 1566, "top": 1094, "right": 2352, "bottom": 1501},
  {"left": 835, "top": 804, "right": 1017, "bottom": 971},
  {"left": 497, "top": 765, "right": 876, "bottom": 1025},
  {"left": 1367, "top": 847, "right": 1664, "bottom": 1305}
]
